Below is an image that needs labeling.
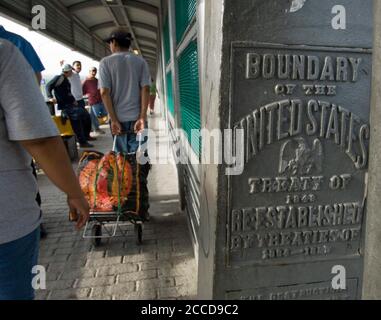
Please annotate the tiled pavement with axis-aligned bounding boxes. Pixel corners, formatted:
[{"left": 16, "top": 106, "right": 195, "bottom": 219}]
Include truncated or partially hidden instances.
[{"left": 35, "top": 111, "right": 198, "bottom": 300}]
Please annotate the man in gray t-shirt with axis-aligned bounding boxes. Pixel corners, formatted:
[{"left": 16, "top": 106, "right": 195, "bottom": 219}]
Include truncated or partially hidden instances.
[
  {"left": 99, "top": 29, "right": 151, "bottom": 153},
  {"left": 0, "top": 39, "right": 89, "bottom": 300}
]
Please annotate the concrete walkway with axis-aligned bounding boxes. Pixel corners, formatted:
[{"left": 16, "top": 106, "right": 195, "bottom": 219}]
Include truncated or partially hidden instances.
[{"left": 35, "top": 111, "right": 197, "bottom": 300}]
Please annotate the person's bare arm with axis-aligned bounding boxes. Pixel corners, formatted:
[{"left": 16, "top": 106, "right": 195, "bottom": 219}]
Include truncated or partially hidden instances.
[
  {"left": 135, "top": 85, "right": 150, "bottom": 133},
  {"left": 100, "top": 87, "right": 121, "bottom": 135},
  {"left": 140, "top": 86, "right": 150, "bottom": 119},
  {"left": 19, "top": 136, "right": 89, "bottom": 229}
]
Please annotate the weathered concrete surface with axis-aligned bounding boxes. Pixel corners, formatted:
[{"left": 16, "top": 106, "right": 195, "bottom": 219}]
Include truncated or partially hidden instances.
[
  {"left": 199, "top": 0, "right": 373, "bottom": 300},
  {"left": 363, "top": 0, "right": 381, "bottom": 300},
  {"left": 196, "top": 0, "right": 224, "bottom": 300},
  {"left": 35, "top": 109, "right": 197, "bottom": 300}
]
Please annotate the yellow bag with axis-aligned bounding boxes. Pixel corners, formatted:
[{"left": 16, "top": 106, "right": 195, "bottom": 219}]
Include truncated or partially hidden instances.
[
  {"left": 52, "top": 116, "right": 75, "bottom": 136},
  {"left": 98, "top": 116, "right": 108, "bottom": 126}
]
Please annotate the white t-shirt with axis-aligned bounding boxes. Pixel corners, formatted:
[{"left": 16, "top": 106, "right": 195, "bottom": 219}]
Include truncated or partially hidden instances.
[
  {"left": 68, "top": 71, "right": 84, "bottom": 101},
  {"left": 0, "top": 39, "right": 59, "bottom": 244}
]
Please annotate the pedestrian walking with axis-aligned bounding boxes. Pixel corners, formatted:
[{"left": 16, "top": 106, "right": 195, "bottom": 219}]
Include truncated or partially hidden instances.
[
  {"left": 0, "top": 39, "right": 89, "bottom": 300},
  {"left": 149, "top": 78, "right": 158, "bottom": 115},
  {"left": 99, "top": 29, "right": 151, "bottom": 153},
  {"left": 82, "top": 67, "right": 108, "bottom": 134},
  {"left": 46, "top": 64, "right": 94, "bottom": 148}
]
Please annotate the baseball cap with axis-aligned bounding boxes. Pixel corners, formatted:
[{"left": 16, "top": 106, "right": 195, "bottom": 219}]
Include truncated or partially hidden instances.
[
  {"left": 105, "top": 29, "right": 134, "bottom": 43},
  {"left": 62, "top": 64, "right": 73, "bottom": 72}
]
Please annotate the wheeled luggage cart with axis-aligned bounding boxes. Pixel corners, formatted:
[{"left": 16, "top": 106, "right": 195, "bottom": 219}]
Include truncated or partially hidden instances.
[
  {"left": 83, "top": 212, "right": 144, "bottom": 247},
  {"left": 81, "top": 134, "right": 148, "bottom": 247}
]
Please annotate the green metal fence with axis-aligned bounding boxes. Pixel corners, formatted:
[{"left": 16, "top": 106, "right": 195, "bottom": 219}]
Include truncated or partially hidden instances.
[
  {"left": 175, "top": 0, "right": 197, "bottom": 44},
  {"left": 178, "top": 40, "right": 201, "bottom": 158},
  {"left": 166, "top": 71, "right": 175, "bottom": 116}
]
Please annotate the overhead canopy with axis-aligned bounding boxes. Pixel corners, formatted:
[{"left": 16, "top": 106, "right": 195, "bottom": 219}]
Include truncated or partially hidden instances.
[{"left": 0, "top": 0, "right": 160, "bottom": 73}]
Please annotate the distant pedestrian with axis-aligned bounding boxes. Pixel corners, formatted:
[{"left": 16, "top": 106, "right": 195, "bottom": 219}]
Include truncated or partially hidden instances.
[
  {"left": 69, "top": 61, "right": 95, "bottom": 142},
  {"left": 99, "top": 29, "right": 151, "bottom": 153},
  {"left": 149, "top": 78, "right": 158, "bottom": 115},
  {"left": 82, "top": 67, "right": 108, "bottom": 134},
  {"left": 46, "top": 64, "right": 94, "bottom": 148},
  {"left": 0, "top": 39, "right": 89, "bottom": 300}
]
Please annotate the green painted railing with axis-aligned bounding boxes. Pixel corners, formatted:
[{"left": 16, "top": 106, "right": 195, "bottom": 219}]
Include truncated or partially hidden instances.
[
  {"left": 166, "top": 71, "right": 175, "bottom": 116},
  {"left": 175, "top": 0, "right": 197, "bottom": 44},
  {"left": 178, "top": 40, "right": 201, "bottom": 158}
]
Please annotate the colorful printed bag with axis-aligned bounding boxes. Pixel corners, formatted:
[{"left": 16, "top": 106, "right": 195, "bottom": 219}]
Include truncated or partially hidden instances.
[{"left": 77, "top": 151, "right": 150, "bottom": 219}]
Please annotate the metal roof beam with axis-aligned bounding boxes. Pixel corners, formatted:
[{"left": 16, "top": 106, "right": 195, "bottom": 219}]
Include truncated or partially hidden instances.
[
  {"left": 90, "top": 21, "right": 117, "bottom": 32},
  {"left": 68, "top": 0, "right": 102, "bottom": 13},
  {"left": 142, "top": 52, "right": 157, "bottom": 60},
  {"left": 140, "top": 45, "right": 157, "bottom": 53},
  {"left": 114, "top": 0, "right": 141, "bottom": 54},
  {"left": 52, "top": 0, "right": 108, "bottom": 59},
  {"left": 120, "top": 0, "right": 158, "bottom": 15},
  {"left": 131, "top": 21, "right": 157, "bottom": 33},
  {"left": 97, "top": 0, "right": 140, "bottom": 51},
  {"left": 136, "top": 35, "right": 157, "bottom": 44},
  {"left": 99, "top": 0, "right": 121, "bottom": 28},
  {"left": 90, "top": 22, "right": 157, "bottom": 38},
  {"left": 68, "top": 0, "right": 158, "bottom": 15},
  {"left": 141, "top": 50, "right": 157, "bottom": 57},
  {"left": 141, "top": 49, "right": 156, "bottom": 56}
]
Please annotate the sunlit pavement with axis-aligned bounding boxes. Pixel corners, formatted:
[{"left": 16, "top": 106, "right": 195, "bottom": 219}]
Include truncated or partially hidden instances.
[{"left": 35, "top": 109, "right": 197, "bottom": 300}]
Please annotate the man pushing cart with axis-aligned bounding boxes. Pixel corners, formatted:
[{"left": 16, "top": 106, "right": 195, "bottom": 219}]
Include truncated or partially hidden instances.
[{"left": 72, "top": 28, "right": 152, "bottom": 246}]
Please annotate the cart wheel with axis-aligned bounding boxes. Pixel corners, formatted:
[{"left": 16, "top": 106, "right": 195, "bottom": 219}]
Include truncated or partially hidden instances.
[
  {"left": 135, "top": 224, "right": 143, "bottom": 245},
  {"left": 92, "top": 224, "right": 102, "bottom": 247}
]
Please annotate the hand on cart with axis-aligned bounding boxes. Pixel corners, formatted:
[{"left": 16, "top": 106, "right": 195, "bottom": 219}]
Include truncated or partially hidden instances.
[
  {"left": 134, "top": 118, "right": 145, "bottom": 134},
  {"left": 111, "top": 119, "right": 122, "bottom": 135},
  {"left": 68, "top": 195, "right": 90, "bottom": 230}
]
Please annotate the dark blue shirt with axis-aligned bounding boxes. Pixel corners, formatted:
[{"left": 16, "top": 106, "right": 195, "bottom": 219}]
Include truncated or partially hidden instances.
[
  {"left": 46, "top": 75, "right": 76, "bottom": 110},
  {"left": 0, "top": 26, "right": 45, "bottom": 73}
]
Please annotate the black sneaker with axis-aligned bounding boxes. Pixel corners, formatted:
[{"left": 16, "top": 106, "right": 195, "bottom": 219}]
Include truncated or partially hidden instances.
[{"left": 79, "top": 142, "right": 94, "bottom": 148}]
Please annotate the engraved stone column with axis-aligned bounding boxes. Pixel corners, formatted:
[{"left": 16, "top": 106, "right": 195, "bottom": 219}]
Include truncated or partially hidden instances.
[
  {"left": 197, "top": 0, "right": 373, "bottom": 300},
  {"left": 363, "top": 0, "right": 381, "bottom": 299}
]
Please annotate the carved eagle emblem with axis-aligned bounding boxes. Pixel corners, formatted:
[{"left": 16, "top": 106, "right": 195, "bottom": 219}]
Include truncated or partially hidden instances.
[
  {"left": 279, "top": 138, "right": 323, "bottom": 176},
  {"left": 290, "top": 0, "right": 307, "bottom": 13}
]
